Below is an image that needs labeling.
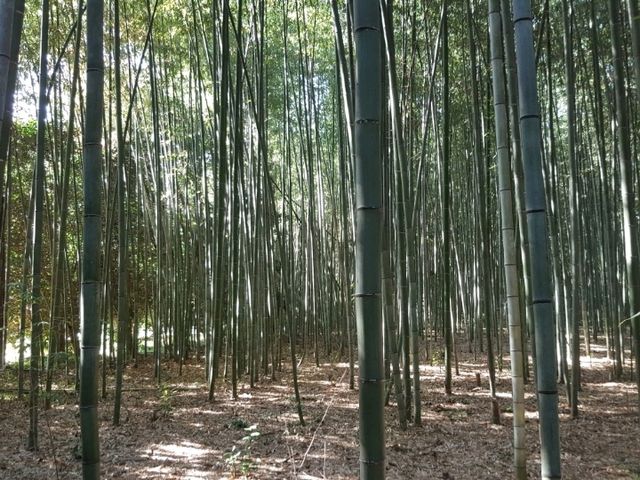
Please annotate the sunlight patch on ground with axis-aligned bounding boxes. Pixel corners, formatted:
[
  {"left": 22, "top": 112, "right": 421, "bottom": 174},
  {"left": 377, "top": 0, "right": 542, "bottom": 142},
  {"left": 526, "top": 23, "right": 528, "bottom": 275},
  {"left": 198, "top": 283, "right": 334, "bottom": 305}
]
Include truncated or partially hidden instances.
[
  {"left": 174, "top": 407, "right": 224, "bottom": 416},
  {"left": 597, "top": 381, "right": 635, "bottom": 390},
  {"left": 142, "top": 441, "right": 216, "bottom": 478},
  {"left": 142, "top": 466, "right": 211, "bottom": 479},
  {"left": 169, "top": 382, "right": 204, "bottom": 390},
  {"left": 145, "top": 441, "right": 211, "bottom": 461},
  {"left": 589, "top": 381, "right": 637, "bottom": 395},
  {"left": 141, "top": 465, "right": 176, "bottom": 477},
  {"left": 334, "top": 362, "right": 351, "bottom": 369}
]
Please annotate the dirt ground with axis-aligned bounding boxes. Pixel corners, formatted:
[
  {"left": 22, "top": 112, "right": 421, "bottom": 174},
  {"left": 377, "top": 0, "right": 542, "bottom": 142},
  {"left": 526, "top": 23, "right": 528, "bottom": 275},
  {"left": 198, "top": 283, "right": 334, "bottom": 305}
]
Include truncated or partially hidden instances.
[{"left": 1, "top": 341, "right": 638, "bottom": 479}]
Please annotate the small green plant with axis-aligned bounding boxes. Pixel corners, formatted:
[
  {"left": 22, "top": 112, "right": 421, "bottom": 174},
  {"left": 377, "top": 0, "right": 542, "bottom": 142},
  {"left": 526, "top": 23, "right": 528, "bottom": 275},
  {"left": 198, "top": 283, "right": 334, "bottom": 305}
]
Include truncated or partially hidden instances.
[
  {"left": 159, "top": 383, "right": 173, "bottom": 413},
  {"left": 431, "top": 349, "right": 445, "bottom": 366},
  {"left": 224, "top": 424, "right": 260, "bottom": 477},
  {"left": 0, "top": 391, "right": 17, "bottom": 401}
]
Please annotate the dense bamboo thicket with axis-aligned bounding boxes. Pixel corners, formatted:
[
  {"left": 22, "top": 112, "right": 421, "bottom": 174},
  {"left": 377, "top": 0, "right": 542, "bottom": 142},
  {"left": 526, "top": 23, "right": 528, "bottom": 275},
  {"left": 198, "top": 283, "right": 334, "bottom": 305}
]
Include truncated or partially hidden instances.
[{"left": 1, "top": 0, "right": 639, "bottom": 478}]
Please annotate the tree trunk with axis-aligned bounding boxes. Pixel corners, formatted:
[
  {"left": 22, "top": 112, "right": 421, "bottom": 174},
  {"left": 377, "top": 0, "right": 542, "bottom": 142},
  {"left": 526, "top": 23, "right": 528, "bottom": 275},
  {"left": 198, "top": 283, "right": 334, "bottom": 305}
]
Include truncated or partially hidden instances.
[
  {"left": 609, "top": 0, "right": 640, "bottom": 409},
  {"left": 79, "top": 0, "right": 104, "bottom": 475},
  {"left": 489, "top": 0, "right": 527, "bottom": 475},
  {"left": 511, "top": 0, "right": 562, "bottom": 477},
  {"left": 353, "top": 1, "right": 385, "bottom": 477}
]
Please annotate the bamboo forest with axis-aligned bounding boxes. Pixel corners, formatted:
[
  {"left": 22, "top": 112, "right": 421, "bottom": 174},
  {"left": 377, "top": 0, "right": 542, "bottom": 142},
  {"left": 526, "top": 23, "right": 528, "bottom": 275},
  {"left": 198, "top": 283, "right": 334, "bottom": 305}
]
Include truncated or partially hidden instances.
[{"left": 1, "top": 0, "right": 640, "bottom": 478}]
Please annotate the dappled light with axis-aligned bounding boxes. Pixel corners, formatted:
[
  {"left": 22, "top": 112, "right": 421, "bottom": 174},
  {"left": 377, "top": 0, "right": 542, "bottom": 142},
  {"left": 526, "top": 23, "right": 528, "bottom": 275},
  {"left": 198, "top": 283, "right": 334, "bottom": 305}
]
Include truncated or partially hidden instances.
[
  {"left": 0, "top": 0, "right": 639, "bottom": 478},
  {"left": 2, "top": 344, "right": 639, "bottom": 479}
]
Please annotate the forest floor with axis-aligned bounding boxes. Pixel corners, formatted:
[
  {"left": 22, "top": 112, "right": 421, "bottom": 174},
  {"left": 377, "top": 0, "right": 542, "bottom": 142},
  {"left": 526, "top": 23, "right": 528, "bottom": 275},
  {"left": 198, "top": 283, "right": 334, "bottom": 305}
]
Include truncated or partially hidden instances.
[{"left": 1, "top": 340, "right": 639, "bottom": 479}]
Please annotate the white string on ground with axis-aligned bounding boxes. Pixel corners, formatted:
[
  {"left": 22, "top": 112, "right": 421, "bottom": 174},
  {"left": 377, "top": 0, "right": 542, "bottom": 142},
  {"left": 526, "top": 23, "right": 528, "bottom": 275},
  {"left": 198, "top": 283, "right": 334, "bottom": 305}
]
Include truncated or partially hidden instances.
[{"left": 297, "top": 367, "right": 348, "bottom": 471}]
